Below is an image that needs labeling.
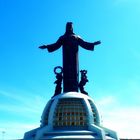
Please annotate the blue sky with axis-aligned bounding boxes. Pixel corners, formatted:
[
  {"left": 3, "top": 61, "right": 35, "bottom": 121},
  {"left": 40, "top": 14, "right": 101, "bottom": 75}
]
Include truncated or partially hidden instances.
[{"left": 0, "top": 0, "right": 140, "bottom": 139}]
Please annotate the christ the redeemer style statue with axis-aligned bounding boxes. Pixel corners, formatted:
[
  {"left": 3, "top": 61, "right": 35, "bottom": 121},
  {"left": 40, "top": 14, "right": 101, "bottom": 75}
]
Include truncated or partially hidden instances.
[{"left": 39, "top": 22, "right": 101, "bottom": 93}]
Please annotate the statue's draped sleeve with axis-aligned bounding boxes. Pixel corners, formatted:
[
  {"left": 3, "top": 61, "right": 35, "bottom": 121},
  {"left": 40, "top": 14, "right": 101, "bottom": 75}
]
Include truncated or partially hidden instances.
[
  {"left": 47, "top": 37, "right": 62, "bottom": 52},
  {"left": 77, "top": 37, "right": 95, "bottom": 51}
]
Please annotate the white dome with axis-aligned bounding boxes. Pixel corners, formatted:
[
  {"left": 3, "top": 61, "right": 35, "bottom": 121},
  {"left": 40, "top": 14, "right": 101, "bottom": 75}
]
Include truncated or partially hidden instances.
[
  {"left": 40, "top": 92, "right": 101, "bottom": 129},
  {"left": 24, "top": 92, "right": 119, "bottom": 140}
]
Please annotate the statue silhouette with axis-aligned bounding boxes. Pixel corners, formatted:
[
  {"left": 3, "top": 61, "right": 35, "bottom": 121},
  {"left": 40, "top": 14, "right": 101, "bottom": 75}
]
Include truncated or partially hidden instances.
[
  {"left": 39, "top": 22, "right": 101, "bottom": 93},
  {"left": 53, "top": 66, "right": 63, "bottom": 97},
  {"left": 79, "top": 70, "right": 88, "bottom": 95}
]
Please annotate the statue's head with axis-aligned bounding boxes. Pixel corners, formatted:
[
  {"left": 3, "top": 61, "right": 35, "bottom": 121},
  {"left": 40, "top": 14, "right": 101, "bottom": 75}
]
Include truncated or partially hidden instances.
[{"left": 65, "top": 22, "right": 73, "bottom": 34}]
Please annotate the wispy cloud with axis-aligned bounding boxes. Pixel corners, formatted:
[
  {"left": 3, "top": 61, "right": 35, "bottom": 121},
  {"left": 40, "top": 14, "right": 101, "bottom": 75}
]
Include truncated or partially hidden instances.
[
  {"left": 102, "top": 107, "right": 140, "bottom": 139},
  {"left": 0, "top": 89, "right": 46, "bottom": 139},
  {"left": 0, "top": 122, "right": 39, "bottom": 139},
  {"left": 96, "top": 95, "right": 140, "bottom": 139},
  {"left": 97, "top": 96, "right": 117, "bottom": 106},
  {"left": 0, "top": 89, "right": 47, "bottom": 105},
  {"left": 0, "top": 89, "right": 47, "bottom": 118}
]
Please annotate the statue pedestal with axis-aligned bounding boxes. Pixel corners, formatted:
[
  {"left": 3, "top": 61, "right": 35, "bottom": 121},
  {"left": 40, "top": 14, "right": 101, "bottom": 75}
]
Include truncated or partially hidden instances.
[{"left": 23, "top": 92, "right": 119, "bottom": 140}]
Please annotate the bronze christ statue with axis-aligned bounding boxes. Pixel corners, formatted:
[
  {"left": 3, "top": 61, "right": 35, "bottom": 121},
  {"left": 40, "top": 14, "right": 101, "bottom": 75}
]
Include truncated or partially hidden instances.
[{"left": 39, "top": 22, "right": 101, "bottom": 93}]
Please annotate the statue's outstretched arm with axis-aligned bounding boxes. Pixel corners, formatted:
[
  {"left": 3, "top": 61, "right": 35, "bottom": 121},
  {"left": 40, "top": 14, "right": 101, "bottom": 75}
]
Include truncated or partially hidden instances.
[
  {"left": 78, "top": 37, "right": 101, "bottom": 51},
  {"left": 39, "top": 37, "right": 62, "bottom": 52}
]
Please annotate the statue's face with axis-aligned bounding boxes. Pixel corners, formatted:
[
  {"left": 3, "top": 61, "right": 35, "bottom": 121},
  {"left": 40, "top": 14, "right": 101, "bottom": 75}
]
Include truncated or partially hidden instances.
[
  {"left": 66, "top": 22, "right": 73, "bottom": 33},
  {"left": 67, "top": 24, "right": 72, "bottom": 31}
]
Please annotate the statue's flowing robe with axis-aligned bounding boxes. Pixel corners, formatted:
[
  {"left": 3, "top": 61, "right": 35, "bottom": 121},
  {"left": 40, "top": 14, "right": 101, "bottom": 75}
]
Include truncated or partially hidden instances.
[{"left": 46, "top": 33, "right": 95, "bottom": 92}]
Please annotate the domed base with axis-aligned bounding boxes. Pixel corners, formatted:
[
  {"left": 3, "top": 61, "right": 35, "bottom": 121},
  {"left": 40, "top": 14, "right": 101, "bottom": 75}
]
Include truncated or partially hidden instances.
[{"left": 23, "top": 92, "right": 119, "bottom": 140}]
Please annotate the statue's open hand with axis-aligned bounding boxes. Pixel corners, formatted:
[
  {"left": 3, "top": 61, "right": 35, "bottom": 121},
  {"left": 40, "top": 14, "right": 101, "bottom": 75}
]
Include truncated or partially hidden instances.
[
  {"left": 39, "top": 45, "right": 47, "bottom": 49},
  {"left": 94, "top": 41, "right": 101, "bottom": 45}
]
